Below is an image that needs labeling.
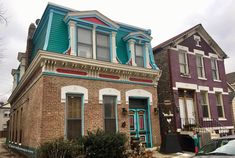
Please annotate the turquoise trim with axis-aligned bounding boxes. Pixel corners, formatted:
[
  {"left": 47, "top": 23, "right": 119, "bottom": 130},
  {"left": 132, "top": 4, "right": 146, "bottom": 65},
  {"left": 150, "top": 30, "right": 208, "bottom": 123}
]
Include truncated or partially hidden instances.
[
  {"left": 33, "top": 16, "right": 49, "bottom": 44},
  {"left": 77, "top": 24, "right": 93, "bottom": 30},
  {"left": 82, "top": 94, "right": 85, "bottom": 136},
  {"left": 109, "top": 33, "right": 113, "bottom": 62},
  {"left": 148, "top": 44, "right": 158, "bottom": 70},
  {"left": 43, "top": 10, "right": 54, "bottom": 50},
  {"left": 143, "top": 45, "right": 147, "bottom": 68},
  {"left": 115, "top": 97, "right": 118, "bottom": 132},
  {"left": 63, "top": 24, "right": 71, "bottom": 54},
  {"left": 147, "top": 98, "right": 153, "bottom": 147},
  {"left": 74, "top": 22, "right": 78, "bottom": 56},
  {"left": 42, "top": 72, "right": 154, "bottom": 86},
  {"left": 65, "top": 94, "right": 85, "bottom": 138},
  {"left": 125, "top": 42, "right": 131, "bottom": 64}
]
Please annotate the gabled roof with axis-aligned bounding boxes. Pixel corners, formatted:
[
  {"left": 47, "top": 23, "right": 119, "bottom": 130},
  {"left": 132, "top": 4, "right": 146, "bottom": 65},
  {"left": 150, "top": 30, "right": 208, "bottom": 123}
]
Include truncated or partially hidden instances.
[
  {"left": 64, "top": 10, "right": 119, "bottom": 29},
  {"left": 123, "top": 31, "right": 152, "bottom": 42},
  {"left": 153, "top": 24, "right": 227, "bottom": 59},
  {"left": 226, "top": 72, "right": 235, "bottom": 85}
]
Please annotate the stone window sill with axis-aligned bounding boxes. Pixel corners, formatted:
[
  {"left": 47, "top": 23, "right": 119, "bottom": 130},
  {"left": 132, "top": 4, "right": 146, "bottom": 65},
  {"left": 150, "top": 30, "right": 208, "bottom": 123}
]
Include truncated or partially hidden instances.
[
  {"left": 203, "top": 118, "right": 212, "bottom": 121},
  {"left": 214, "top": 79, "right": 222, "bottom": 82},
  {"left": 180, "top": 73, "right": 191, "bottom": 78},
  {"left": 198, "top": 77, "right": 207, "bottom": 80},
  {"left": 218, "top": 118, "right": 227, "bottom": 121}
]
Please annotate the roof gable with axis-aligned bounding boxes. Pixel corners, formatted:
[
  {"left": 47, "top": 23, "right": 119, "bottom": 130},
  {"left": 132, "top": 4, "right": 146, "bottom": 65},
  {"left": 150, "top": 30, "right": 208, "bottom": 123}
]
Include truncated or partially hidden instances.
[
  {"left": 64, "top": 10, "right": 119, "bottom": 29},
  {"left": 123, "top": 31, "right": 152, "bottom": 42},
  {"left": 153, "top": 24, "right": 227, "bottom": 59}
]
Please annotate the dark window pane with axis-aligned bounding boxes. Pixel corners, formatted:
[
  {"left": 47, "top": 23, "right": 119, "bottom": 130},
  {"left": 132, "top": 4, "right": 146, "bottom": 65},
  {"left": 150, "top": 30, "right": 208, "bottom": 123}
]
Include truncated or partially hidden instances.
[
  {"left": 217, "top": 106, "right": 223, "bottom": 118},
  {"left": 67, "top": 119, "right": 81, "bottom": 140},
  {"left": 105, "top": 119, "right": 116, "bottom": 133},
  {"left": 202, "top": 105, "right": 209, "bottom": 118},
  {"left": 139, "top": 115, "right": 145, "bottom": 130}
]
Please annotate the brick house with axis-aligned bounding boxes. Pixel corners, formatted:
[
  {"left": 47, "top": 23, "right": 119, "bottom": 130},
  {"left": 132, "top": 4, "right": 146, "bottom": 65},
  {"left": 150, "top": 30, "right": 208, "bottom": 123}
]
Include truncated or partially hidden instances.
[
  {"left": 8, "top": 3, "right": 161, "bottom": 155},
  {"left": 153, "top": 24, "right": 234, "bottom": 136},
  {"left": 227, "top": 72, "right": 235, "bottom": 130}
]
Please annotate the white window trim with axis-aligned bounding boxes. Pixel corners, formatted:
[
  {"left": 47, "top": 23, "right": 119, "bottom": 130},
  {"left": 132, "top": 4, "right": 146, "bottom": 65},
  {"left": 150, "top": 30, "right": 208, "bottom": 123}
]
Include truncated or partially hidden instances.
[
  {"left": 178, "top": 49, "right": 189, "bottom": 75},
  {"left": 211, "top": 58, "right": 220, "bottom": 81},
  {"left": 196, "top": 54, "right": 206, "bottom": 79},
  {"left": 200, "top": 91, "right": 211, "bottom": 119},
  {"left": 99, "top": 88, "right": 121, "bottom": 104},
  {"left": 125, "top": 89, "right": 152, "bottom": 105},
  {"left": 215, "top": 92, "right": 225, "bottom": 119},
  {"left": 61, "top": 85, "right": 88, "bottom": 103}
]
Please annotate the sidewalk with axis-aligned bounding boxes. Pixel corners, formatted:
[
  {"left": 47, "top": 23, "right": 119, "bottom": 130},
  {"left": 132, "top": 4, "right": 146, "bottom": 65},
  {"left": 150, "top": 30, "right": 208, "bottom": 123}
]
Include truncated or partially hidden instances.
[
  {"left": 153, "top": 151, "right": 195, "bottom": 158},
  {"left": 0, "top": 138, "right": 23, "bottom": 158}
]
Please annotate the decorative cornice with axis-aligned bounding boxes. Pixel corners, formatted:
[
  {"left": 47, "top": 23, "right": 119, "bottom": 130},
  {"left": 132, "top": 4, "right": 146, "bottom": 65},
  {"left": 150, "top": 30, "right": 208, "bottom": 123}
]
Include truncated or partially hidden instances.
[{"left": 9, "top": 50, "right": 161, "bottom": 103}]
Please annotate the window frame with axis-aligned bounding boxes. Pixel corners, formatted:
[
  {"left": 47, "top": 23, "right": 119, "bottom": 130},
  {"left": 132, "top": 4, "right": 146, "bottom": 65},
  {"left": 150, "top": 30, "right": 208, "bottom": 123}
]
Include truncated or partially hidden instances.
[
  {"left": 77, "top": 27, "right": 93, "bottom": 59},
  {"left": 135, "top": 44, "right": 144, "bottom": 67},
  {"left": 211, "top": 58, "right": 219, "bottom": 81},
  {"left": 65, "top": 94, "right": 83, "bottom": 140},
  {"left": 200, "top": 91, "right": 211, "bottom": 118},
  {"left": 215, "top": 92, "right": 225, "bottom": 118},
  {"left": 96, "top": 32, "right": 110, "bottom": 62},
  {"left": 103, "top": 95, "right": 117, "bottom": 133},
  {"left": 196, "top": 54, "right": 205, "bottom": 79},
  {"left": 178, "top": 49, "right": 189, "bottom": 75}
]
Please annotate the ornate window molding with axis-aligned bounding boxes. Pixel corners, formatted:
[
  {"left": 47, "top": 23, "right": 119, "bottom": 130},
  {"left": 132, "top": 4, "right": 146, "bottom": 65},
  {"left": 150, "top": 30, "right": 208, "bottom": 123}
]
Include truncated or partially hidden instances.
[
  {"left": 61, "top": 85, "right": 88, "bottom": 103},
  {"left": 126, "top": 89, "right": 152, "bottom": 105},
  {"left": 99, "top": 88, "right": 121, "bottom": 104}
]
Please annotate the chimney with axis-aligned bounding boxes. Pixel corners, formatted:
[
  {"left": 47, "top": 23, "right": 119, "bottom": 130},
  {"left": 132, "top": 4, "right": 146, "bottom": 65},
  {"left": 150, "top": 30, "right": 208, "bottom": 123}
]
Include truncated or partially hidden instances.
[{"left": 25, "top": 23, "right": 36, "bottom": 69}]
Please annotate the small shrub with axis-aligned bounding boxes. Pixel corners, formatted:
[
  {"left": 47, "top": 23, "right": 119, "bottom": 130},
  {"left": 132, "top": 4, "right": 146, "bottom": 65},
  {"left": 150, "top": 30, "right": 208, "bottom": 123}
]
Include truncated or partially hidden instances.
[
  {"left": 37, "top": 138, "right": 84, "bottom": 158},
  {"left": 83, "top": 129, "right": 127, "bottom": 158}
]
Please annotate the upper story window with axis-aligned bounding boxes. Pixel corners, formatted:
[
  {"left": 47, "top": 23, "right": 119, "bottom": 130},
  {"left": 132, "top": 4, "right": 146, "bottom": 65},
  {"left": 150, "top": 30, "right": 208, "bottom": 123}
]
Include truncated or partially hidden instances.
[
  {"left": 211, "top": 58, "right": 219, "bottom": 80},
  {"left": 96, "top": 33, "right": 110, "bottom": 61},
  {"left": 135, "top": 45, "right": 144, "bottom": 67},
  {"left": 196, "top": 55, "right": 205, "bottom": 78},
  {"left": 78, "top": 27, "right": 93, "bottom": 58},
  {"left": 178, "top": 50, "right": 189, "bottom": 75},
  {"left": 215, "top": 92, "right": 224, "bottom": 118}
]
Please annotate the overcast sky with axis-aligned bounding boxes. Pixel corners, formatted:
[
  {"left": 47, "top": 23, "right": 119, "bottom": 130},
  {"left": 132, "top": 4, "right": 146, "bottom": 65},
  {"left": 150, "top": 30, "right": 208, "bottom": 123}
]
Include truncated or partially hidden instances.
[{"left": 0, "top": 0, "right": 235, "bottom": 101}]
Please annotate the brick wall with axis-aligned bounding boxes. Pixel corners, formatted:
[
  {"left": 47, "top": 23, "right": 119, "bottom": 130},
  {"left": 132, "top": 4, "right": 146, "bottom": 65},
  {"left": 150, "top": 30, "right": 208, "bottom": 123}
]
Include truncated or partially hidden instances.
[{"left": 10, "top": 74, "right": 161, "bottom": 148}]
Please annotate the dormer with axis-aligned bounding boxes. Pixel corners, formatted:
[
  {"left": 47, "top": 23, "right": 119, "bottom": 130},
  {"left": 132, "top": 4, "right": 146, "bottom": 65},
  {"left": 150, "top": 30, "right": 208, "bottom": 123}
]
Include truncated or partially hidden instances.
[
  {"left": 64, "top": 10, "right": 120, "bottom": 63},
  {"left": 123, "top": 31, "right": 152, "bottom": 68}
]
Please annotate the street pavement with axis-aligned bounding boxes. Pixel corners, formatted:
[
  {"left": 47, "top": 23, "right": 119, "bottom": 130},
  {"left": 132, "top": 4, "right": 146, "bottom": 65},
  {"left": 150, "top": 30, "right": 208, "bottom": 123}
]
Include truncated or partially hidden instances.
[
  {"left": 0, "top": 138, "right": 23, "bottom": 158},
  {"left": 153, "top": 151, "right": 195, "bottom": 158},
  {"left": 0, "top": 138, "right": 195, "bottom": 158}
]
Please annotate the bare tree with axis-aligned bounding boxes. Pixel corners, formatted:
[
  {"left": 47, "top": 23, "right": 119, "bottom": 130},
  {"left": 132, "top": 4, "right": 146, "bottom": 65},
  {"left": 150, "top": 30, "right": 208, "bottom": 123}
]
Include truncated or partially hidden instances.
[
  {"left": 0, "top": 3, "right": 7, "bottom": 24},
  {"left": 0, "top": 3, "right": 7, "bottom": 62}
]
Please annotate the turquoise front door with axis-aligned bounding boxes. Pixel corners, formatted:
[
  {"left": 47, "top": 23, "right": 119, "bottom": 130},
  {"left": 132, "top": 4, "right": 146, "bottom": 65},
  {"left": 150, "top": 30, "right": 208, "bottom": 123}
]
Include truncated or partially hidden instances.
[{"left": 129, "top": 109, "right": 148, "bottom": 146}]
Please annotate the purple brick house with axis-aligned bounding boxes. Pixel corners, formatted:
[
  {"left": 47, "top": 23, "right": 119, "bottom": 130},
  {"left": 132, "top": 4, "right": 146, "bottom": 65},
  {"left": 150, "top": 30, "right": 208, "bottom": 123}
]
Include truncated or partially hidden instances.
[{"left": 153, "top": 24, "right": 234, "bottom": 136}]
